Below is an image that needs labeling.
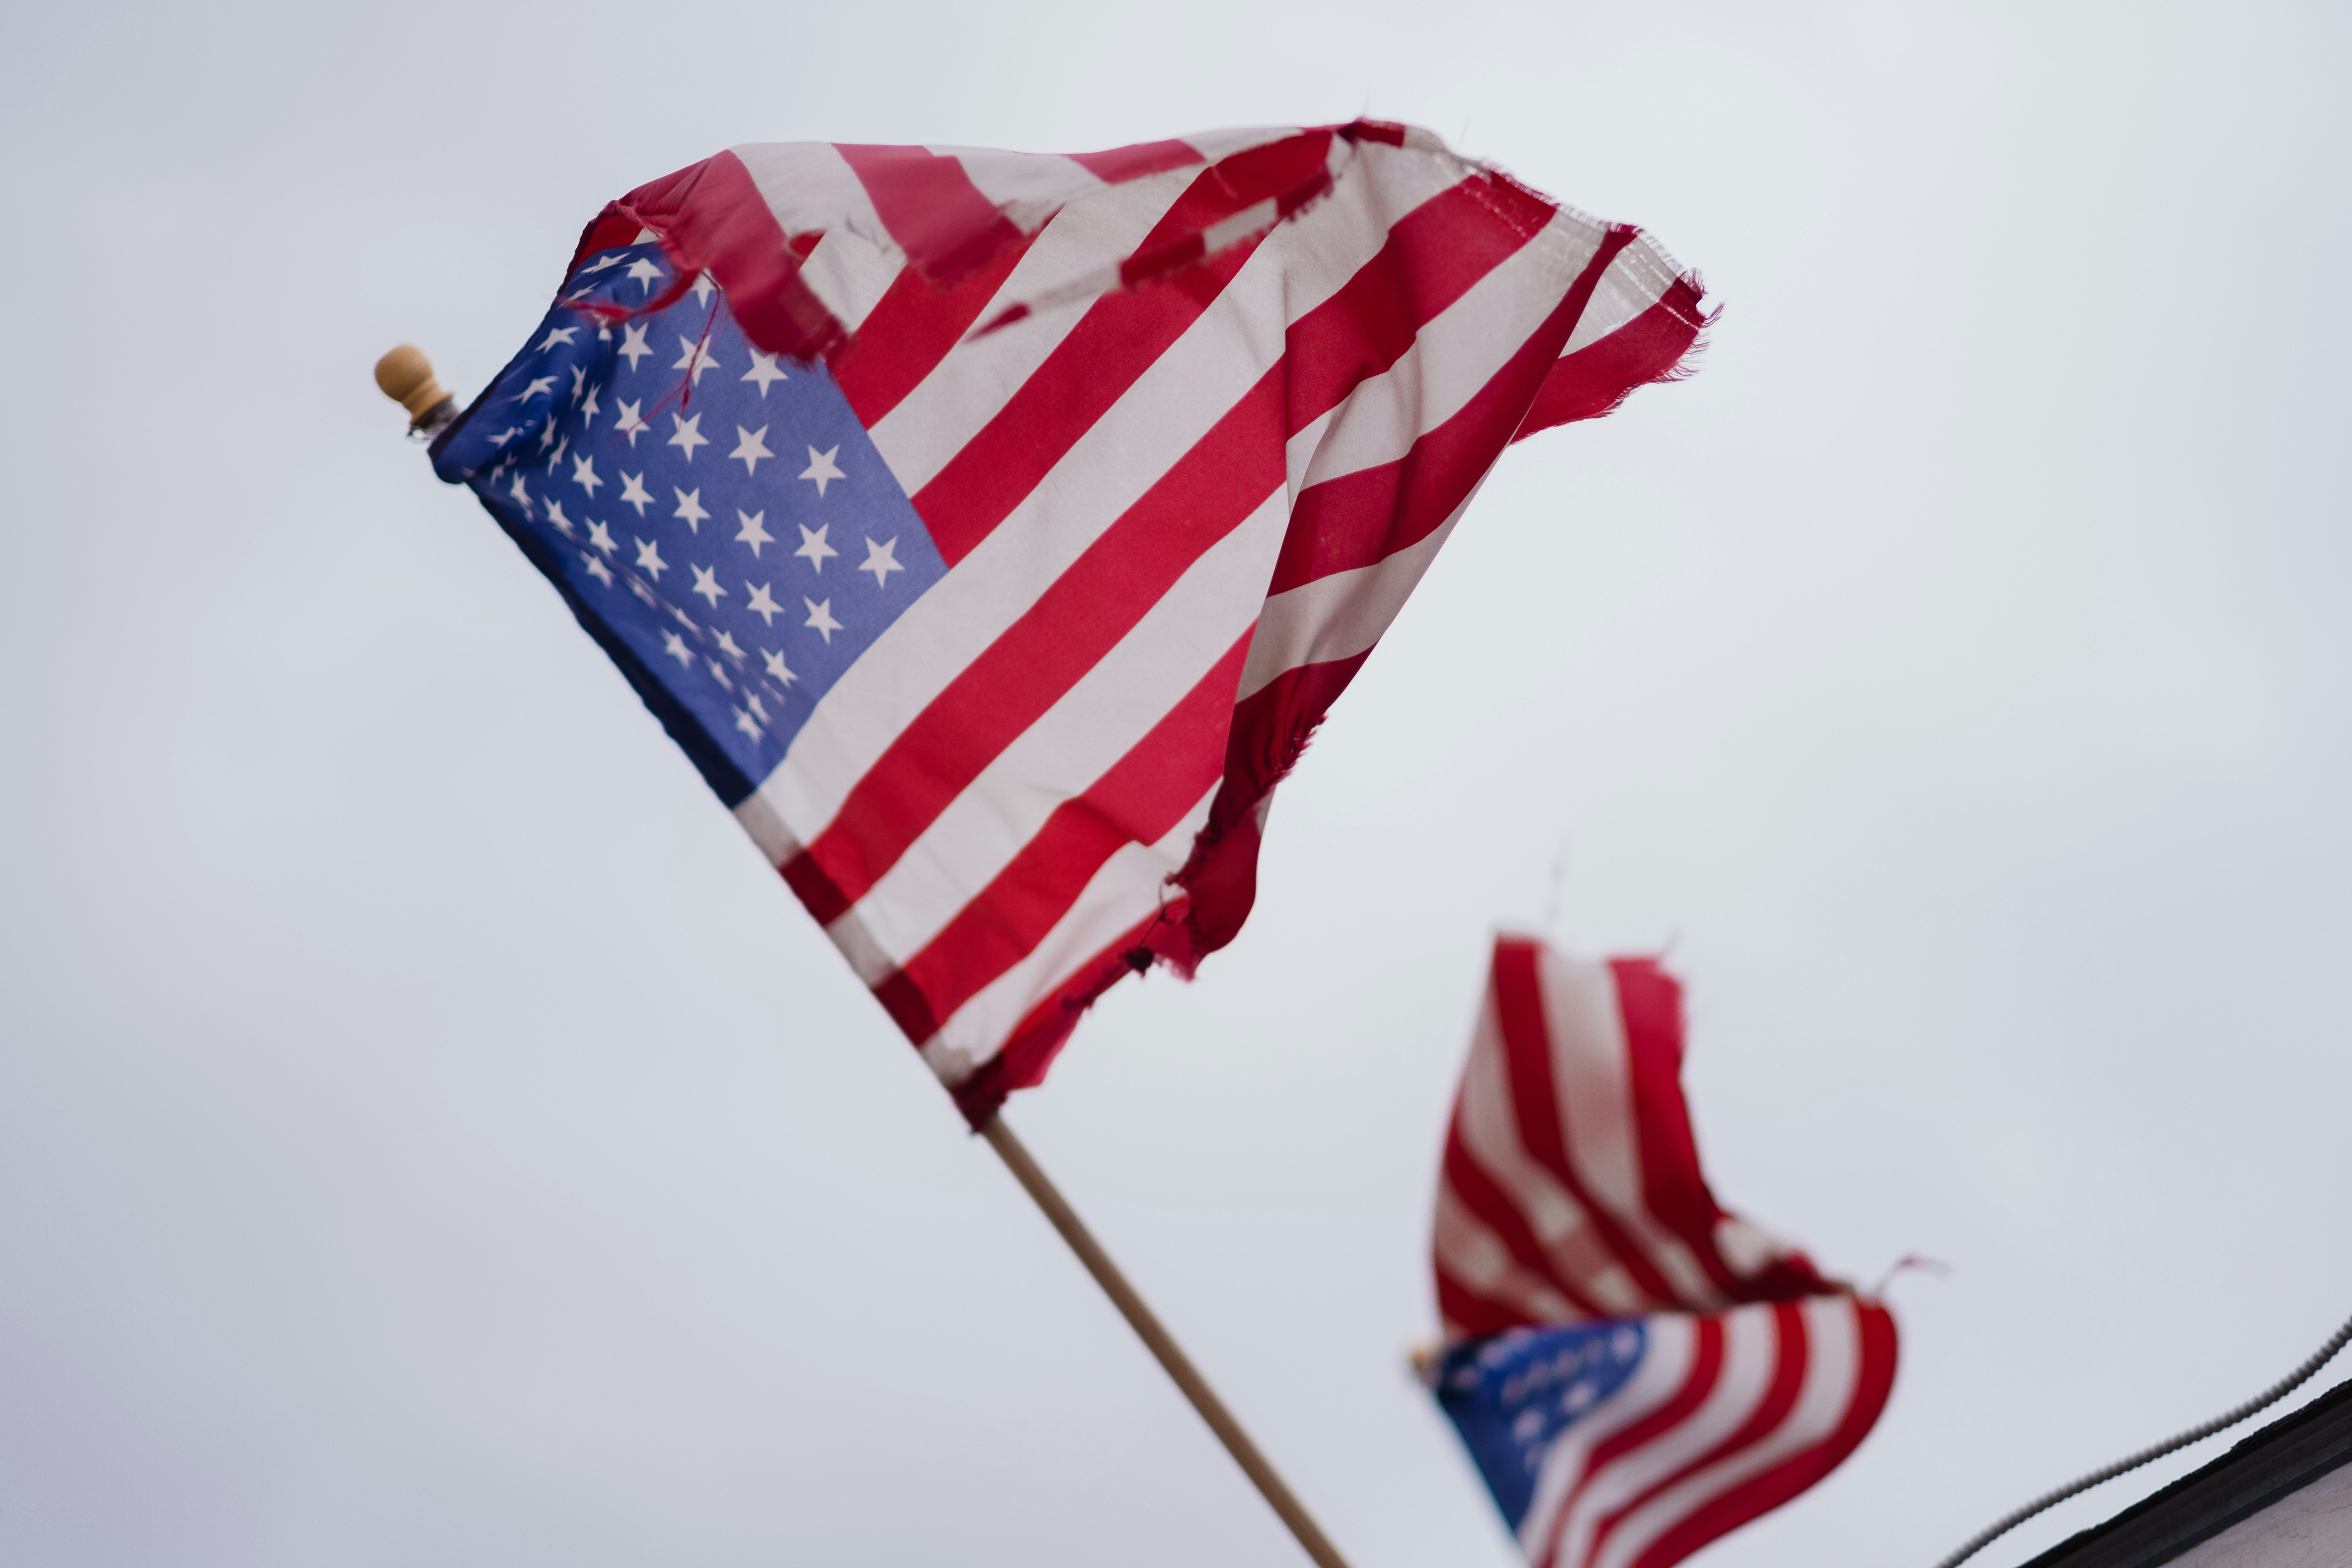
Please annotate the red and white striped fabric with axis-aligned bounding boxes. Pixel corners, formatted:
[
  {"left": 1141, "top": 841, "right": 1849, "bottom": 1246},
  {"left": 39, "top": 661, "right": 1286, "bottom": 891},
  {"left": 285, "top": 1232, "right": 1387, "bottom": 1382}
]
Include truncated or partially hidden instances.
[
  {"left": 1427, "top": 935, "right": 1896, "bottom": 1568},
  {"left": 576, "top": 125, "right": 1708, "bottom": 1122},
  {"left": 1515, "top": 1296, "right": 1898, "bottom": 1568},
  {"left": 1436, "top": 936, "right": 1845, "bottom": 1334}
]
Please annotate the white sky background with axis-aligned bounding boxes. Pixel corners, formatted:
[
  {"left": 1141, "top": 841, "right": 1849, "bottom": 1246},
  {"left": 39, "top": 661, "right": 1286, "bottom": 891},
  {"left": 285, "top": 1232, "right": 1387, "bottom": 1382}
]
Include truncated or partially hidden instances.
[{"left": 3, "top": 2, "right": 2349, "bottom": 1564}]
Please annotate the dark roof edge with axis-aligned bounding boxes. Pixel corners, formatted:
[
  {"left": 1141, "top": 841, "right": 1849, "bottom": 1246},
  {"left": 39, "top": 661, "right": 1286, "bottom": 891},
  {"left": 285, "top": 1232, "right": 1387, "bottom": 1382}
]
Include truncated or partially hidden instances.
[{"left": 2019, "top": 1376, "right": 2352, "bottom": 1568}]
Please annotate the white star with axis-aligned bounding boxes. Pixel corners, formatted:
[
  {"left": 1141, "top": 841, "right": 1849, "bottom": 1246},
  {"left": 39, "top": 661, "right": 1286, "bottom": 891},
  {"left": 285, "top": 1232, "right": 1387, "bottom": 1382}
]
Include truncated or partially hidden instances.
[
  {"left": 672, "top": 487, "right": 709, "bottom": 533},
  {"left": 761, "top": 648, "right": 797, "bottom": 686},
  {"left": 741, "top": 351, "right": 788, "bottom": 395},
  {"left": 735, "top": 509, "right": 774, "bottom": 556},
  {"left": 671, "top": 605, "right": 697, "bottom": 628},
  {"left": 730, "top": 424, "right": 773, "bottom": 475},
  {"left": 744, "top": 582, "right": 782, "bottom": 625},
  {"left": 667, "top": 412, "right": 707, "bottom": 459},
  {"left": 626, "top": 256, "right": 666, "bottom": 294},
  {"left": 799, "top": 444, "right": 845, "bottom": 496},
  {"left": 714, "top": 629, "right": 744, "bottom": 659},
  {"left": 568, "top": 364, "right": 587, "bottom": 404},
  {"left": 544, "top": 499, "right": 575, "bottom": 535},
  {"left": 581, "top": 551, "right": 614, "bottom": 587},
  {"left": 537, "top": 420, "right": 559, "bottom": 453},
  {"left": 618, "top": 471, "right": 653, "bottom": 516},
  {"left": 746, "top": 692, "right": 769, "bottom": 723},
  {"left": 690, "top": 564, "right": 727, "bottom": 607},
  {"left": 516, "top": 374, "right": 556, "bottom": 401},
  {"left": 858, "top": 535, "right": 903, "bottom": 588},
  {"left": 692, "top": 271, "right": 718, "bottom": 308},
  {"left": 571, "top": 453, "right": 602, "bottom": 495},
  {"left": 507, "top": 472, "right": 531, "bottom": 512},
  {"left": 482, "top": 426, "right": 520, "bottom": 448},
  {"left": 630, "top": 578, "right": 657, "bottom": 606},
  {"left": 617, "top": 323, "right": 653, "bottom": 370},
  {"left": 733, "top": 706, "right": 763, "bottom": 741},
  {"left": 705, "top": 658, "right": 732, "bottom": 689},
  {"left": 614, "top": 398, "right": 647, "bottom": 445},
  {"left": 795, "top": 523, "right": 837, "bottom": 571},
  {"left": 536, "top": 325, "right": 578, "bottom": 351},
  {"left": 672, "top": 335, "right": 721, "bottom": 385},
  {"left": 804, "top": 597, "right": 843, "bottom": 643},
  {"left": 581, "top": 252, "right": 625, "bottom": 274},
  {"left": 586, "top": 519, "right": 617, "bottom": 555},
  {"left": 635, "top": 539, "right": 668, "bottom": 579},
  {"left": 579, "top": 382, "right": 602, "bottom": 421},
  {"left": 662, "top": 630, "right": 693, "bottom": 666}
]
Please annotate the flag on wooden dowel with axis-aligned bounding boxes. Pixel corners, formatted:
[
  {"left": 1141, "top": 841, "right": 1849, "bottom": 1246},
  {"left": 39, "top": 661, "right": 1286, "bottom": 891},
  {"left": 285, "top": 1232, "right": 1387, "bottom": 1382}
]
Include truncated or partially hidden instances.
[
  {"left": 1426, "top": 936, "right": 1898, "bottom": 1568},
  {"left": 426, "top": 122, "right": 1707, "bottom": 1124}
]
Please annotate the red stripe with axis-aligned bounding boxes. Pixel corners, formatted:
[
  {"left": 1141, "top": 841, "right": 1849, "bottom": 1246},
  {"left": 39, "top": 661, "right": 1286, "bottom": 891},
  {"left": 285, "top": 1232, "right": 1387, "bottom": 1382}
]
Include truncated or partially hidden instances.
[
  {"left": 909, "top": 131, "right": 1335, "bottom": 567},
  {"left": 1631, "top": 1301, "right": 1897, "bottom": 1568},
  {"left": 1266, "top": 228, "right": 1636, "bottom": 596},
  {"left": 945, "top": 894, "right": 1199, "bottom": 1127},
  {"left": 833, "top": 144, "right": 1027, "bottom": 285},
  {"left": 1588, "top": 1302, "right": 1810, "bottom": 1568},
  {"left": 1613, "top": 956, "right": 1747, "bottom": 1305},
  {"left": 1282, "top": 174, "right": 1556, "bottom": 437},
  {"left": 1540, "top": 1317, "right": 1727, "bottom": 1568},
  {"left": 825, "top": 232, "right": 1040, "bottom": 427},
  {"left": 1493, "top": 939, "right": 1686, "bottom": 1310},
  {"left": 1170, "top": 651, "right": 1370, "bottom": 957},
  {"left": 1611, "top": 955, "right": 1837, "bottom": 1311},
  {"left": 874, "top": 631, "right": 1249, "bottom": 1039},
  {"left": 1514, "top": 276, "right": 1707, "bottom": 441},
  {"left": 782, "top": 370, "right": 1285, "bottom": 926},
  {"left": 616, "top": 152, "right": 847, "bottom": 361},
  {"left": 1067, "top": 139, "right": 1204, "bottom": 183},
  {"left": 1338, "top": 118, "right": 1409, "bottom": 148},
  {"left": 567, "top": 205, "right": 646, "bottom": 279},
  {"left": 1438, "top": 1127, "right": 1612, "bottom": 1323}
]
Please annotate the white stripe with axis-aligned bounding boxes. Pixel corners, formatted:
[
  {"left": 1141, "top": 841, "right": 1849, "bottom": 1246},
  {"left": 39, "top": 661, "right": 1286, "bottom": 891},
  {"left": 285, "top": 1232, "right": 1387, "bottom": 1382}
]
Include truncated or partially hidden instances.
[
  {"left": 732, "top": 789, "right": 799, "bottom": 866},
  {"left": 919, "top": 784, "right": 1217, "bottom": 1075},
  {"left": 867, "top": 170, "right": 1200, "bottom": 495},
  {"left": 746, "top": 146, "right": 1451, "bottom": 846},
  {"left": 730, "top": 142, "right": 895, "bottom": 256},
  {"left": 1521, "top": 1317, "right": 1696, "bottom": 1565},
  {"left": 1550, "top": 1305, "right": 1778, "bottom": 1568},
  {"left": 929, "top": 146, "right": 1106, "bottom": 233},
  {"left": 1283, "top": 208, "right": 1595, "bottom": 497},
  {"left": 1234, "top": 481, "right": 1478, "bottom": 700},
  {"left": 831, "top": 490, "right": 1286, "bottom": 974},
  {"left": 1593, "top": 1299, "right": 1863, "bottom": 1568},
  {"left": 1540, "top": 950, "right": 1724, "bottom": 1310},
  {"left": 1432, "top": 1184, "right": 1583, "bottom": 1331},
  {"left": 1201, "top": 196, "right": 1279, "bottom": 254},
  {"left": 796, "top": 227, "right": 899, "bottom": 337},
  {"left": 1174, "top": 125, "right": 1308, "bottom": 163},
  {"left": 1455, "top": 989, "right": 1646, "bottom": 1315}
]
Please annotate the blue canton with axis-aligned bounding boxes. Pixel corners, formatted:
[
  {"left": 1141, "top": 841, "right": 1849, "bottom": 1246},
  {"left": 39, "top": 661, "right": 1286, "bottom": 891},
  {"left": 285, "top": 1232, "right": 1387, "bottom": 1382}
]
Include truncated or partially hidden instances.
[
  {"left": 433, "top": 240, "right": 947, "bottom": 805},
  {"left": 1431, "top": 1320, "right": 1649, "bottom": 1530}
]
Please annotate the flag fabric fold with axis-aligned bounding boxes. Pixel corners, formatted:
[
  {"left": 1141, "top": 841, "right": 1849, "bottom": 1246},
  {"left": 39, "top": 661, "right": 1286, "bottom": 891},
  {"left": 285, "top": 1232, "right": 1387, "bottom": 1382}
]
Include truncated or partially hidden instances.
[
  {"left": 1427, "top": 936, "right": 1897, "bottom": 1568},
  {"left": 432, "top": 123, "right": 1707, "bottom": 1123}
]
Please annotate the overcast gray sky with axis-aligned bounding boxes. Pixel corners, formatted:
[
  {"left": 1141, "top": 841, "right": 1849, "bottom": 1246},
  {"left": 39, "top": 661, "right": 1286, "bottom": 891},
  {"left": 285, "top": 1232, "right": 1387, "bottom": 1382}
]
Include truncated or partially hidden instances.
[{"left": 5, "top": 2, "right": 2350, "bottom": 1565}]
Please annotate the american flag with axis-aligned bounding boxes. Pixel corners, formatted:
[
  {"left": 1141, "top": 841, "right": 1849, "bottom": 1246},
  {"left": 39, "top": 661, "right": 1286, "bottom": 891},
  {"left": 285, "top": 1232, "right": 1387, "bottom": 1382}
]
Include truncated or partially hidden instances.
[
  {"left": 431, "top": 123, "right": 1706, "bottom": 1124},
  {"left": 1427, "top": 937, "right": 1897, "bottom": 1568}
]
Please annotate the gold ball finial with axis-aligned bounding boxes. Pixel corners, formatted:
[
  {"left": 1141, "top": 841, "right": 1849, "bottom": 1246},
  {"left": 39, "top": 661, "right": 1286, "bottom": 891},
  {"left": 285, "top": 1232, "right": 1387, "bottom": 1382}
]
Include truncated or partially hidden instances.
[{"left": 374, "top": 344, "right": 455, "bottom": 432}]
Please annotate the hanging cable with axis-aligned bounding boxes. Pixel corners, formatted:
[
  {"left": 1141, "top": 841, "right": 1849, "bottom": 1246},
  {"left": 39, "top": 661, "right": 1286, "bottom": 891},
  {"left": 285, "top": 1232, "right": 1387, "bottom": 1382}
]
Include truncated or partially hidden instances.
[{"left": 1935, "top": 1308, "right": 2352, "bottom": 1568}]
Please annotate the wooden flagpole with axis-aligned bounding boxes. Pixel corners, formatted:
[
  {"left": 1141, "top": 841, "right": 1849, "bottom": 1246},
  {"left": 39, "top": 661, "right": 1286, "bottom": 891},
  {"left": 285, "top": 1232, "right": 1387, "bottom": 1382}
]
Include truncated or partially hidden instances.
[
  {"left": 375, "top": 348, "right": 1350, "bottom": 1568},
  {"left": 979, "top": 1116, "right": 1353, "bottom": 1568}
]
